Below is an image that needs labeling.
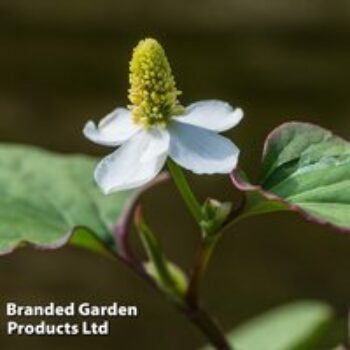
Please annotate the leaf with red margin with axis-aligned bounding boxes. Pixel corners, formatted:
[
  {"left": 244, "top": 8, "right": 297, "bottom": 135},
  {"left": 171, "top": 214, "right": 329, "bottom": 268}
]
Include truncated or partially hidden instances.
[
  {"left": 0, "top": 144, "right": 167, "bottom": 256},
  {"left": 231, "top": 122, "right": 350, "bottom": 231}
]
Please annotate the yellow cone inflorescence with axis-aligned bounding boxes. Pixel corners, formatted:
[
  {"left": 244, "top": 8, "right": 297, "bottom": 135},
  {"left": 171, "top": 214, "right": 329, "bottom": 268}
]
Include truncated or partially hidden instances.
[{"left": 128, "top": 38, "right": 183, "bottom": 128}]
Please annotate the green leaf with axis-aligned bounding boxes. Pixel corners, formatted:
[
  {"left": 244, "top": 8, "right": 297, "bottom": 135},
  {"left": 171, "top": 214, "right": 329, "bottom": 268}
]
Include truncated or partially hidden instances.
[
  {"left": 0, "top": 144, "right": 134, "bottom": 255},
  {"left": 218, "top": 301, "right": 333, "bottom": 350},
  {"left": 231, "top": 122, "right": 350, "bottom": 231}
]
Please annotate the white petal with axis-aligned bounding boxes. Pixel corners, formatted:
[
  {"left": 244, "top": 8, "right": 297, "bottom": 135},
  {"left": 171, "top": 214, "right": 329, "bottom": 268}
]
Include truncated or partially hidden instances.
[
  {"left": 95, "top": 129, "right": 169, "bottom": 193},
  {"left": 179, "top": 100, "right": 243, "bottom": 132},
  {"left": 83, "top": 108, "right": 140, "bottom": 146},
  {"left": 140, "top": 128, "right": 170, "bottom": 162},
  {"left": 168, "top": 121, "right": 239, "bottom": 174}
]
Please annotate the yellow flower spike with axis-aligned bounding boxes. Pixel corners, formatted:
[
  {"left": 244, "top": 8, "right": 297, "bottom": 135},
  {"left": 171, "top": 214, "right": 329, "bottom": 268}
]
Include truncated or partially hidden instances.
[{"left": 128, "top": 38, "right": 183, "bottom": 127}]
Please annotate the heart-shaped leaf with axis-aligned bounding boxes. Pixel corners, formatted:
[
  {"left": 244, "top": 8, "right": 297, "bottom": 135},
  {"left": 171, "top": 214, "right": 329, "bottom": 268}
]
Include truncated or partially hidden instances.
[
  {"left": 214, "top": 301, "right": 334, "bottom": 350},
  {"left": 0, "top": 144, "right": 136, "bottom": 255},
  {"left": 231, "top": 122, "right": 350, "bottom": 231}
]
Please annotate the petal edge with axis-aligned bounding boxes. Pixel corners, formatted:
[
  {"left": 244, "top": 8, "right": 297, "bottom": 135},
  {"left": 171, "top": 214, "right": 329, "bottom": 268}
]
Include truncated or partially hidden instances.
[
  {"left": 83, "top": 108, "right": 140, "bottom": 146},
  {"left": 179, "top": 100, "right": 243, "bottom": 132},
  {"left": 169, "top": 121, "right": 240, "bottom": 175}
]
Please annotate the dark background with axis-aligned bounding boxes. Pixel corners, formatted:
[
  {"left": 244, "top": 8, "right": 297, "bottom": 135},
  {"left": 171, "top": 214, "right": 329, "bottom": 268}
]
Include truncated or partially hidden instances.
[{"left": 0, "top": 0, "right": 349, "bottom": 349}]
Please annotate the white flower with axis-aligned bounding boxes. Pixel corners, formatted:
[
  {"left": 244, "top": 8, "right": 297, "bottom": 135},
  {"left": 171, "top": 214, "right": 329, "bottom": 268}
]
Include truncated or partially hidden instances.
[
  {"left": 83, "top": 100, "right": 243, "bottom": 194},
  {"left": 83, "top": 38, "right": 243, "bottom": 194}
]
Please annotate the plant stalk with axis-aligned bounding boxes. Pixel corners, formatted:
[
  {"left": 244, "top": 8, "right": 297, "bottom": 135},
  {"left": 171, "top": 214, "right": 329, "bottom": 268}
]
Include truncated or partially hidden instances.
[
  {"left": 181, "top": 302, "right": 233, "bottom": 350},
  {"left": 167, "top": 159, "right": 203, "bottom": 223},
  {"left": 165, "top": 160, "right": 233, "bottom": 347},
  {"left": 186, "top": 234, "right": 220, "bottom": 307}
]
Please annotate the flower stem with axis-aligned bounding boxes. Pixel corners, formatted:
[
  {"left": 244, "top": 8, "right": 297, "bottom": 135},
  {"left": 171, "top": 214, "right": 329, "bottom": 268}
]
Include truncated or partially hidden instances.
[
  {"left": 167, "top": 159, "right": 203, "bottom": 223},
  {"left": 181, "top": 302, "right": 233, "bottom": 350},
  {"left": 186, "top": 234, "right": 219, "bottom": 307},
  {"left": 186, "top": 197, "right": 247, "bottom": 306}
]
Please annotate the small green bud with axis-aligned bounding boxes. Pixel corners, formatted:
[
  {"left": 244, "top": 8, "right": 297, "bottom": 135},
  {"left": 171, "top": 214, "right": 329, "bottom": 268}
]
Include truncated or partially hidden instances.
[
  {"left": 201, "top": 199, "right": 232, "bottom": 235},
  {"left": 144, "top": 261, "right": 188, "bottom": 298},
  {"left": 128, "top": 38, "right": 183, "bottom": 128}
]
